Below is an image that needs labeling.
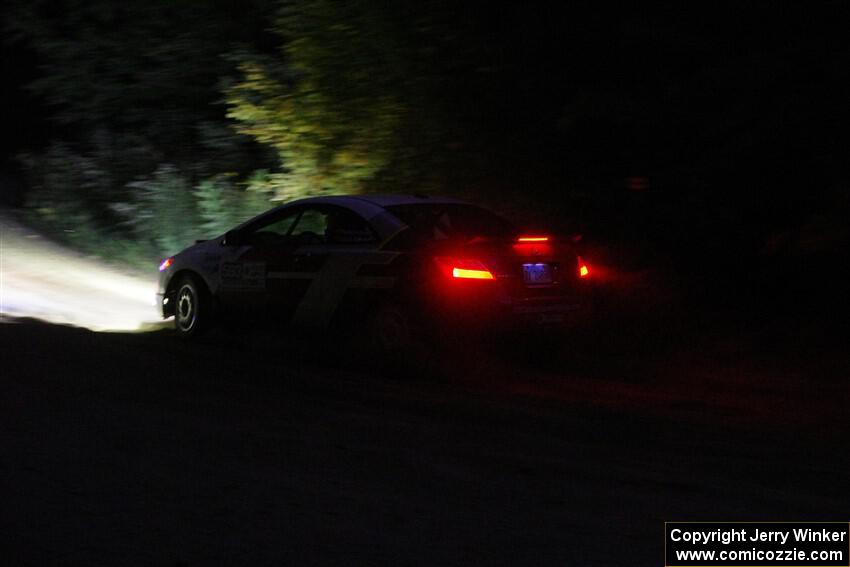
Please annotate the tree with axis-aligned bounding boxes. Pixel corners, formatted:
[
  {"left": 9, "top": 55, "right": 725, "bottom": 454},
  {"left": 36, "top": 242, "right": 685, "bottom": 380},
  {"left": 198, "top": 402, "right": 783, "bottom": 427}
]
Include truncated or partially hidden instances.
[
  {"left": 4, "top": 0, "right": 280, "bottom": 261},
  {"left": 5, "top": 0, "right": 279, "bottom": 190},
  {"left": 225, "top": 0, "right": 503, "bottom": 199}
]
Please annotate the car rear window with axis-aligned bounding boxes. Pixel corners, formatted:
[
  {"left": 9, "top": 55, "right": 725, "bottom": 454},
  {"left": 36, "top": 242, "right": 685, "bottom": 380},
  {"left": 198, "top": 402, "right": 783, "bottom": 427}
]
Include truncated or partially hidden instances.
[{"left": 386, "top": 204, "right": 514, "bottom": 241}]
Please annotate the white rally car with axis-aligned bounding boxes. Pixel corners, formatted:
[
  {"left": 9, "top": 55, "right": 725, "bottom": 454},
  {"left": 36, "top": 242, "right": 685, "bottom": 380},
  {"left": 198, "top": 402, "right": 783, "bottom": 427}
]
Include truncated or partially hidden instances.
[{"left": 157, "top": 194, "right": 592, "bottom": 351}]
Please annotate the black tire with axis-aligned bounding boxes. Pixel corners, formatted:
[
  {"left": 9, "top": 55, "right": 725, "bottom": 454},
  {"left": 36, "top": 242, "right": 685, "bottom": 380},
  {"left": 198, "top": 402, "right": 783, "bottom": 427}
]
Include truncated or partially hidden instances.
[
  {"left": 174, "top": 275, "right": 212, "bottom": 339},
  {"left": 364, "top": 300, "right": 439, "bottom": 376},
  {"left": 368, "top": 301, "right": 413, "bottom": 357}
]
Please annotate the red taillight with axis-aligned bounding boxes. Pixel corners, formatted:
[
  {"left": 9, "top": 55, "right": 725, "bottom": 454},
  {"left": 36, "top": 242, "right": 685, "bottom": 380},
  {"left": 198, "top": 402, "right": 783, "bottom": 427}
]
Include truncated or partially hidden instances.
[
  {"left": 435, "top": 257, "right": 495, "bottom": 280},
  {"left": 452, "top": 266, "right": 495, "bottom": 280},
  {"left": 517, "top": 235, "right": 550, "bottom": 242},
  {"left": 159, "top": 257, "right": 173, "bottom": 272},
  {"left": 578, "top": 256, "right": 589, "bottom": 278}
]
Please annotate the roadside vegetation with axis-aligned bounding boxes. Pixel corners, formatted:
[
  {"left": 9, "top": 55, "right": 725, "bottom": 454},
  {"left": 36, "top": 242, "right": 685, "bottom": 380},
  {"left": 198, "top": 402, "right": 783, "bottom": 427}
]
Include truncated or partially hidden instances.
[{"left": 5, "top": 0, "right": 517, "bottom": 268}]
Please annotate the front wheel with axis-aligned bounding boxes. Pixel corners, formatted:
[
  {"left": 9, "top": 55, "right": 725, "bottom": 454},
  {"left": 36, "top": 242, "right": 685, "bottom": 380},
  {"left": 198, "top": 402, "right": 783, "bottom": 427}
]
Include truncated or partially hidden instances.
[{"left": 174, "top": 276, "right": 212, "bottom": 338}]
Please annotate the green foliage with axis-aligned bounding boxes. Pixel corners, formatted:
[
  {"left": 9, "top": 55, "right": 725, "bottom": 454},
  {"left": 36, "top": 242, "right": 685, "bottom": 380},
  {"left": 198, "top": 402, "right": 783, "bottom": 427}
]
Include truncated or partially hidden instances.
[
  {"left": 226, "top": 0, "right": 501, "bottom": 199},
  {"left": 10, "top": 0, "right": 509, "bottom": 269},
  {"left": 24, "top": 157, "right": 279, "bottom": 266},
  {"left": 195, "top": 173, "right": 273, "bottom": 236},
  {"left": 7, "top": 0, "right": 280, "bottom": 266},
  {"left": 225, "top": 0, "right": 407, "bottom": 197},
  {"left": 20, "top": 143, "right": 161, "bottom": 270},
  {"left": 6, "top": 0, "right": 279, "bottom": 198},
  {"left": 124, "top": 165, "right": 201, "bottom": 255},
  {"left": 6, "top": 0, "right": 274, "bottom": 152}
]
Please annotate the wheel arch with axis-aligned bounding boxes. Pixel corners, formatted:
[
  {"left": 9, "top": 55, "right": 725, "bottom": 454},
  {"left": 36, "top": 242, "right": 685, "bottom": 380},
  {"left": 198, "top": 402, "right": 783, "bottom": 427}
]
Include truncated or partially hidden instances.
[{"left": 164, "top": 269, "right": 214, "bottom": 318}]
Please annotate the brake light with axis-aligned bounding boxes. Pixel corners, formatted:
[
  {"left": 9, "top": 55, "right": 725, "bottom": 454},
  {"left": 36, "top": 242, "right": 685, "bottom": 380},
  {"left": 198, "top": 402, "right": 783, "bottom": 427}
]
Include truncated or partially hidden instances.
[
  {"left": 578, "top": 256, "right": 589, "bottom": 278},
  {"left": 435, "top": 257, "right": 495, "bottom": 280},
  {"left": 452, "top": 266, "right": 495, "bottom": 280},
  {"left": 517, "top": 235, "right": 549, "bottom": 242},
  {"left": 158, "top": 257, "right": 173, "bottom": 272}
]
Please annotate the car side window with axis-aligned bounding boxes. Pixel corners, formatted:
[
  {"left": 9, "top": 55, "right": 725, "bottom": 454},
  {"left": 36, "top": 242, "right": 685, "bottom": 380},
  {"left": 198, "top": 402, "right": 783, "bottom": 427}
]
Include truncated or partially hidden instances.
[
  {"left": 243, "top": 207, "right": 302, "bottom": 245},
  {"left": 325, "top": 208, "right": 376, "bottom": 244},
  {"left": 243, "top": 205, "right": 376, "bottom": 246},
  {"left": 289, "top": 208, "right": 329, "bottom": 242},
  {"left": 254, "top": 213, "right": 299, "bottom": 238}
]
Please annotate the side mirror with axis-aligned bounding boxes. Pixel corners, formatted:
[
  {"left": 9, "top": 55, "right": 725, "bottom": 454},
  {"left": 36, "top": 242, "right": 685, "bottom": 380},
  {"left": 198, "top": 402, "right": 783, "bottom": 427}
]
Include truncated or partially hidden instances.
[{"left": 222, "top": 230, "right": 242, "bottom": 246}]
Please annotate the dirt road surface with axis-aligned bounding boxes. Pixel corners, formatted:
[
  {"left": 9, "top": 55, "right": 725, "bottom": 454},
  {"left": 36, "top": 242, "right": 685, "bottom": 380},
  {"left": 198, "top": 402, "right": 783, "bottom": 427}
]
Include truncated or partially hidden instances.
[{"left": 2, "top": 318, "right": 848, "bottom": 566}]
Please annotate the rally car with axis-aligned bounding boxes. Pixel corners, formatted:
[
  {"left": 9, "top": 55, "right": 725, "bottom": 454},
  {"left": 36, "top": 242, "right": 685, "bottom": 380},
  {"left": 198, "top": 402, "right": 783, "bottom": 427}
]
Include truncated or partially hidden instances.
[{"left": 157, "top": 194, "right": 592, "bottom": 351}]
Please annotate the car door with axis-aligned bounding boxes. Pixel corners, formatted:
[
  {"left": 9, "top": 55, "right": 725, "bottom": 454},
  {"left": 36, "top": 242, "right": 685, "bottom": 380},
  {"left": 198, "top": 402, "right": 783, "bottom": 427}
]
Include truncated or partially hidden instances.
[
  {"left": 262, "top": 206, "right": 331, "bottom": 323},
  {"left": 217, "top": 206, "right": 305, "bottom": 323},
  {"left": 289, "top": 206, "right": 397, "bottom": 329},
  {"left": 218, "top": 204, "right": 396, "bottom": 329}
]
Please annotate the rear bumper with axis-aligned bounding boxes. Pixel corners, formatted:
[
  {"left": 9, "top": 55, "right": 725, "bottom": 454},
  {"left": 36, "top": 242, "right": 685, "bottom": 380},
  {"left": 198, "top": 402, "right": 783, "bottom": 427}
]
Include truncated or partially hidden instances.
[
  {"left": 507, "top": 299, "right": 587, "bottom": 326},
  {"left": 426, "top": 288, "right": 593, "bottom": 332}
]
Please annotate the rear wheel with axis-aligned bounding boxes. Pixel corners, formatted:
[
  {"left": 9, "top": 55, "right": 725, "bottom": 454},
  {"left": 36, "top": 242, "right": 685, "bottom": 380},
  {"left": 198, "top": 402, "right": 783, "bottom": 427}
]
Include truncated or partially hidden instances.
[
  {"left": 361, "top": 300, "right": 439, "bottom": 377},
  {"left": 370, "top": 301, "right": 412, "bottom": 355},
  {"left": 174, "top": 275, "right": 212, "bottom": 338}
]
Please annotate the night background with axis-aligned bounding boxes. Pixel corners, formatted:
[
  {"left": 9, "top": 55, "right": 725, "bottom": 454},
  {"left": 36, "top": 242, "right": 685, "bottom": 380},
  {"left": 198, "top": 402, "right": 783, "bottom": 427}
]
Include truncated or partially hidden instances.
[{"left": 1, "top": 1, "right": 849, "bottom": 565}]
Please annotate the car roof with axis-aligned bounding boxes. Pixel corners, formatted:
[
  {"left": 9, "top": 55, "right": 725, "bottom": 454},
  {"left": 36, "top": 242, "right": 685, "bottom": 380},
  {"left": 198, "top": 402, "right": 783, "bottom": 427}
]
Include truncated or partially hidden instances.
[
  {"left": 346, "top": 194, "right": 469, "bottom": 208},
  {"left": 233, "top": 194, "right": 477, "bottom": 240},
  {"left": 288, "top": 194, "right": 470, "bottom": 219}
]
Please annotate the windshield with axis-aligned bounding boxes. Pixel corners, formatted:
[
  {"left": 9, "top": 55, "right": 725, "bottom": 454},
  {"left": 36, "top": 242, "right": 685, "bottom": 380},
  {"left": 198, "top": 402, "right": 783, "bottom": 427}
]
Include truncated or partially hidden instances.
[{"left": 386, "top": 204, "right": 515, "bottom": 242}]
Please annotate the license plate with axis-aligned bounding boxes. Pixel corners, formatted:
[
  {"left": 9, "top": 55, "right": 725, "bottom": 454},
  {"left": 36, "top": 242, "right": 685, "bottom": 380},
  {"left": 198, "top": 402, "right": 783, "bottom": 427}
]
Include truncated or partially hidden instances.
[{"left": 522, "top": 263, "right": 553, "bottom": 285}]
